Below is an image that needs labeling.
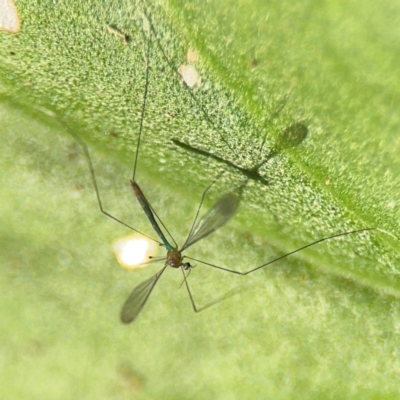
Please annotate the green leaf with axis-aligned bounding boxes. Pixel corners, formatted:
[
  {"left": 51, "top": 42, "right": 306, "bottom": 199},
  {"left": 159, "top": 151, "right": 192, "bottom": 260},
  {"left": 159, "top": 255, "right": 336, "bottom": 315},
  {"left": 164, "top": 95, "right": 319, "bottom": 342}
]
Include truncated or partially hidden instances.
[{"left": 1, "top": 0, "right": 400, "bottom": 399}]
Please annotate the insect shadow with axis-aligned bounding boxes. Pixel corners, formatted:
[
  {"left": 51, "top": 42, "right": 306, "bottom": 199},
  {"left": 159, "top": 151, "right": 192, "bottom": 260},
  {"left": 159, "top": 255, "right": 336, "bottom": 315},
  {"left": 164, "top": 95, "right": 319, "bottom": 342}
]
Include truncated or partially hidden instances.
[
  {"left": 172, "top": 122, "right": 308, "bottom": 186},
  {"left": 141, "top": 5, "right": 308, "bottom": 186}
]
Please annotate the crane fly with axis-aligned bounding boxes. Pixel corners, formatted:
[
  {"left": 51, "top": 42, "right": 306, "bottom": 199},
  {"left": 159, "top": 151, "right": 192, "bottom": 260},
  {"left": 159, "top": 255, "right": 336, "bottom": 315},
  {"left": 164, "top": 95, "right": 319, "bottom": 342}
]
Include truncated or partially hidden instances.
[
  {"left": 58, "top": 6, "right": 378, "bottom": 324},
  {"left": 120, "top": 179, "right": 239, "bottom": 323},
  {"left": 118, "top": 14, "right": 376, "bottom": 323},
  {"left": 171, "top": 122, "right": 309, "bottom": 186}
]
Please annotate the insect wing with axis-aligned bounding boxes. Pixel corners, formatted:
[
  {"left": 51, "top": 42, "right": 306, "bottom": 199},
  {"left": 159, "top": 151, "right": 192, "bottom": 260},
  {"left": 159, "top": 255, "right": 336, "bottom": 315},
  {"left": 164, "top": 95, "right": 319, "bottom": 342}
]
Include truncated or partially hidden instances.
[
  {"left": 181, "top": 194, "right": 239, "bottom": 251},
  {"left": 120, "top": 266, "right": 167, "bottom": 324}
]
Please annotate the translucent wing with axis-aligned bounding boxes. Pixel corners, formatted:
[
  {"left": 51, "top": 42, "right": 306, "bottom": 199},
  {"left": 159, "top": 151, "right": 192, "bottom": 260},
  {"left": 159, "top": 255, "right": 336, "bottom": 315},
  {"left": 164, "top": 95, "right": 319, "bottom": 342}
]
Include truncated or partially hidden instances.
[
  {"left": 120, "top": 266, "right": 167, "bottom": 324},
  {"left": 181, "top": 194, "right": 239, "bottom": 252}
]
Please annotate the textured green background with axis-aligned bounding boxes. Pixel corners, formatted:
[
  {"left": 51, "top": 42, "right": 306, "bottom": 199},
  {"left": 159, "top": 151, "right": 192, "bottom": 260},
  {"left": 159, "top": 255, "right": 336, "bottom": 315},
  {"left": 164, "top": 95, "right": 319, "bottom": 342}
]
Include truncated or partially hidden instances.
[{"left": 1, "top": 0, "right": 400, "bottom": 398}]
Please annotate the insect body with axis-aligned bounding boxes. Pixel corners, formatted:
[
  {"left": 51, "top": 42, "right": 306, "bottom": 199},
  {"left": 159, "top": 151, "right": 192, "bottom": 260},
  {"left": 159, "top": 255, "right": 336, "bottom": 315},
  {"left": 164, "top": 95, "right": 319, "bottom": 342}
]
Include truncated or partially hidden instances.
[
  {"left": 121, "top": 179, "right": 239, "bottom": 323},
  {"left": 60, "top": 6, "right": 378, "bottom": 325}
]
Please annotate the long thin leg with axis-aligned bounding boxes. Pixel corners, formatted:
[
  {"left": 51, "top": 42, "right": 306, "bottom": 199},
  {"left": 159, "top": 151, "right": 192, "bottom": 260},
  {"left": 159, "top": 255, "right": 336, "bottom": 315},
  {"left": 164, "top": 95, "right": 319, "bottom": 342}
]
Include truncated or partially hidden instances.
[
  {"left": 181, "top": 171, "right": 225, "bottom": 250},
  {"left": 127, "top": 21, "right": 179, "bottom": 248},
  {"left": 132, "top": 19, "right": 152, "bottom": 182},
  {"left": 53, "top": 15, "right": 162, "bottom": 244},
  {"left": 147, "top": 199, "right": 178, "bottom": 248},
  {"left": 58, "top": 119, "right": 162, "bottom": 244},
  {"left": 181, "top": 266, "right": 249, "bottom": 313},
  {"left": 178, "top": 267, "right": 191, "bottom": 289},
  {"left": 184, "top": 228, "right": 376, "bottom": 275}
]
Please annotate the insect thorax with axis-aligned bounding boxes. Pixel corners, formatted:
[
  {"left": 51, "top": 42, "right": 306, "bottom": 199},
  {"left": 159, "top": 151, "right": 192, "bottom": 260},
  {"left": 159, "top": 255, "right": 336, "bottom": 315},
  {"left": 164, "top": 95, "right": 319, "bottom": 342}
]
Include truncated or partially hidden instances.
[{"left": 166, "top": 249, "right": 183, "bottom": 268}]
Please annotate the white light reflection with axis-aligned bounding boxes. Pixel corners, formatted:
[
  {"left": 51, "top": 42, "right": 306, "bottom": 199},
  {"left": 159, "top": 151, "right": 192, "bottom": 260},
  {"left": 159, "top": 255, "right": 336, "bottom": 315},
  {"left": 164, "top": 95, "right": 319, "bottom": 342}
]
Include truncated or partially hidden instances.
[{"left": 113, "top": 234, "right": 158, "bottom": 270}]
